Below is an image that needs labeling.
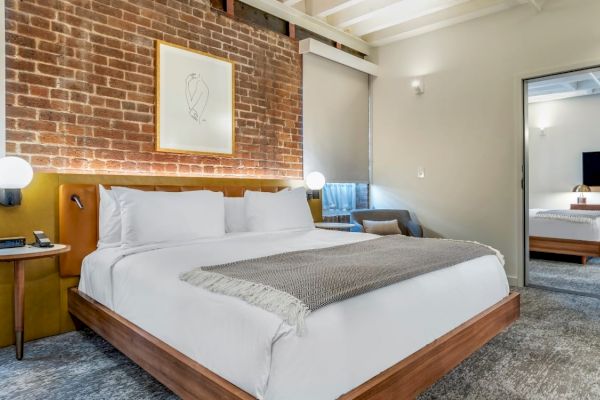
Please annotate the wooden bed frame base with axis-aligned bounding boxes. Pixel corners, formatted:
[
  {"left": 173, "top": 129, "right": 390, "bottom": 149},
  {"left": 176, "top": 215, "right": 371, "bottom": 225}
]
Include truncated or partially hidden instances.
[
  {"left": 529, "top": 236, "right": 600, "bottom": 265},
  {"left": 68, "top": 288, "right": 520, "bottom": 400}
]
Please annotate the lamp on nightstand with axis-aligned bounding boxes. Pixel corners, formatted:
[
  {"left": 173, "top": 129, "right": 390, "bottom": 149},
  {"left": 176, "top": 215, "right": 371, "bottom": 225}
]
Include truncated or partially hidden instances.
[
  {"left": 0, "top": 157, "right": 34, "bottom": 207},
  {"left": 305, "top": 171, "right": 326, "bottom": 200},
  {"left": 573, "top": 184, "right": 591, "bottom": 204}
]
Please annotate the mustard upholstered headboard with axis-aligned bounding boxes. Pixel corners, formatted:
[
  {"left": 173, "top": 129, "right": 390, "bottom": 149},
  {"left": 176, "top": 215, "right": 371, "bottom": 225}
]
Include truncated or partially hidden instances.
[{"left": 58, "top": 180, "right": 305, "bottom": 277}]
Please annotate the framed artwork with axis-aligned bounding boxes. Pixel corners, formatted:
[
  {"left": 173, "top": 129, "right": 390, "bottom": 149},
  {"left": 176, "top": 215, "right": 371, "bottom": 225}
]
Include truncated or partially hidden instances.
[{"left": 156, "top": 40, "right": 235, "bottom": 155}]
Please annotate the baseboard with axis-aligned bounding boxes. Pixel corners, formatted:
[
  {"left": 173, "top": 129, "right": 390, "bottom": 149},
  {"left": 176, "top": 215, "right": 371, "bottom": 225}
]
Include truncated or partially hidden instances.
[{"left": 507, "top": 275, "right": 520, "bottom": 287}]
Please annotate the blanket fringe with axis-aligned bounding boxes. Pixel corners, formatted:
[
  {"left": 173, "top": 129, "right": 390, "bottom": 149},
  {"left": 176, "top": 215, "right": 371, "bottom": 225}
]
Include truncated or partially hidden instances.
[{"left": 180, "top": 270, "right": 311, "bottom": 334}]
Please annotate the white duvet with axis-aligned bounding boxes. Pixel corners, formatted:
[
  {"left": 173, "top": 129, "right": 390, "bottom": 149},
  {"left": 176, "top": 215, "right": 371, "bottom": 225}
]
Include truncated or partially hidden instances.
[
  {"left": 529, "top": 208, "right": 600, "bottom": 241},
  {"left": 79, "top": 229, "right": 509, "bottom": 400}
]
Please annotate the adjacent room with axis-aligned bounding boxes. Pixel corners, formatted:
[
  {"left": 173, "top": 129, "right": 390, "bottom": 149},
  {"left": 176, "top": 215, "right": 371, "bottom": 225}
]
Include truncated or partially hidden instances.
[
  {"left": 527, "top": 67, "right": 600, "bottom": 298},
  {"left": 0, "top": 0, "right": 598, "bottom": 399}
]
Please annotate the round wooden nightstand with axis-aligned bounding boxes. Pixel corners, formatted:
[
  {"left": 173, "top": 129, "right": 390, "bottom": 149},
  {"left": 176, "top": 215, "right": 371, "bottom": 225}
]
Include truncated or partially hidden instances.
[
  {"left": 0, "top": 244, "right": 71, "bottom": 360},
  {"left": 315, "top": 222, "right": 356, "bottom": 232}
]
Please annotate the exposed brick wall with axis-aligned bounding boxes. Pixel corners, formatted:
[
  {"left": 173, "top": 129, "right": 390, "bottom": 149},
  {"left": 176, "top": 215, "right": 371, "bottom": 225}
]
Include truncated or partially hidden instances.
[{"left": 4, "top": 0, "right": 303, "bottom": 178}]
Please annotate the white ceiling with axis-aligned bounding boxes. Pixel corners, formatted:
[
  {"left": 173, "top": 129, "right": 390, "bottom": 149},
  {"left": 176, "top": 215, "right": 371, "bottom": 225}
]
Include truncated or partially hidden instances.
[
  {"left": 276, "top": 0, "right": 546, "bottom": 47},
  {"left": 528, "top": 71, "right": 600, "bottom": 103}
]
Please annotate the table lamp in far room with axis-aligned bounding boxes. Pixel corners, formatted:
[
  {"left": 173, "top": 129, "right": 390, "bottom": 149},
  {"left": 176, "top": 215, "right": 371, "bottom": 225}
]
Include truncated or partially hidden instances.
[
  {"left": 573, "top": 184, "right": 591, "bottom": 205},
  {"left": 0, "top": 156, "right": 34, "bottom": 207}
]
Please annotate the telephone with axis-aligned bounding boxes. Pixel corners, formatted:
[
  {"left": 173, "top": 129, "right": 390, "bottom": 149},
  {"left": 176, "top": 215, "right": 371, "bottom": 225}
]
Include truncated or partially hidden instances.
[{"left": 33, "top": 231, "right": 53, "bottom": 248}]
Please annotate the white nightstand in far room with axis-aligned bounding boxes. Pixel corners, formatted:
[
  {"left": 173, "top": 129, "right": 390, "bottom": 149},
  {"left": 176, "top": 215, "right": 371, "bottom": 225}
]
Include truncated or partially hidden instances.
[
  {"left": 315, "top": 222, "right": 356, "bottom": 232},
  {"left": 0, "top": 244, "right": 71, "bottom": 360}
]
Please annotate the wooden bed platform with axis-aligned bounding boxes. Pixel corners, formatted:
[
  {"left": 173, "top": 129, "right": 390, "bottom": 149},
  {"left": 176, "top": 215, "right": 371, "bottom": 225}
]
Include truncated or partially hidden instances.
[
  {"left": 529, "top": 236, "right": 600, "bottom": 265},
  {"left": 69, "top": 288, "right": 520, "bottom": 400},
  {"left": 61, "top": 181, "right": 520, "bottom": 399}
]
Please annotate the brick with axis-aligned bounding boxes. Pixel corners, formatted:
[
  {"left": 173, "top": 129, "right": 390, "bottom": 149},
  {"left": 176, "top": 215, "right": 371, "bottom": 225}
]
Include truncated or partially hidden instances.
[{"left": 6, "top": 0, "right": 302, "bottom": 178}]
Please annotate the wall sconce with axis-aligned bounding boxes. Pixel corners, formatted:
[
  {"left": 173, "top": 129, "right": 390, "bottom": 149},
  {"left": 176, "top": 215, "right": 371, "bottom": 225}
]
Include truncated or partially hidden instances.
[
  {"left": 411, "top": 78, "right": 424, "bottom": 95},
  {"left": 306, "top": 171, "right": 326, "bottom": 200},
  {"left": 0, "top": 157, "right": 34, "bottom": 207}
]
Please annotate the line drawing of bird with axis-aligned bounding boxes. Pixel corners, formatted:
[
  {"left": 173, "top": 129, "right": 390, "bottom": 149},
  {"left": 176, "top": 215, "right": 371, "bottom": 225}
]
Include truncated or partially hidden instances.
[{"left": 185, "top": 73, "right": 210, "bottom": 123}]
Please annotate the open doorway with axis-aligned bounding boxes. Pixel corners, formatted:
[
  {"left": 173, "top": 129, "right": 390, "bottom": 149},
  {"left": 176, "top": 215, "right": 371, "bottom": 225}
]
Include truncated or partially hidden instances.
[{"left": 524, "top": 66, "right": 600, "bottom": 299}]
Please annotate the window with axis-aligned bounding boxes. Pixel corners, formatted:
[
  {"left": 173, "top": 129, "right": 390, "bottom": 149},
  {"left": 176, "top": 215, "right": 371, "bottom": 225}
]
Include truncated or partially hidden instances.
[{"left": 322, "top": 183, "right": 369, "bottom": 223}]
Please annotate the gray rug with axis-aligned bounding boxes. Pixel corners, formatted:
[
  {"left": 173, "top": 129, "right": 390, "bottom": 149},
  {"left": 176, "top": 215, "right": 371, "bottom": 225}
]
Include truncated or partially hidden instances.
[
  {"left": 0, "top": 288, "right": 599, "bottom": 400},
  {"left": 529, "top": 258, "right": 600, "bottom": 296}
]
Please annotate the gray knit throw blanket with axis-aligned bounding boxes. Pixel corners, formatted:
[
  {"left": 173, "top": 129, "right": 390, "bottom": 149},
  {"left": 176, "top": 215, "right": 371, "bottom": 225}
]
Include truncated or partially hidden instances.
[
  {"left": 180, "top": 236, "right": 499, "bottom": 333},
  {"left": 535, "top": 209, "right": 600, "bottom": 224}
]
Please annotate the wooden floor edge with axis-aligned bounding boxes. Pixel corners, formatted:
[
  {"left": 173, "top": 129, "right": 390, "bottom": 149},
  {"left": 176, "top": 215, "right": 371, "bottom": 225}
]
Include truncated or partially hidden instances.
[
  {"left": 68, "top": 288, "right": 256, "bottom": 400},
  {"left": 338, "top": 292, "right": 521, "bottom": 400}
]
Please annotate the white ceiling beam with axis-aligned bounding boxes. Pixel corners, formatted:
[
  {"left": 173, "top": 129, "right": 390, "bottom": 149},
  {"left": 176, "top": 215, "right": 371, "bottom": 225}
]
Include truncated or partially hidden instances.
[
  {"left": 305, "top": 0, "right": 370, "bottom": 18},
  {"left": 238, "top": 0, "right": 371, "bottom": 54},
  {"left": 364, "top": 0, "right": 523, "bottom": 46},
  {"left": 327, "top": 0, "right": 404, "bottom": 29},
  {"left": 282, "top": 0, "right": 303, "bottom": 5},
  {"left": 299, "top": 38, "right": 379, "bottom": 75},
  {"left": 342, "top": 0, "right": 470, "bottom": 37}
]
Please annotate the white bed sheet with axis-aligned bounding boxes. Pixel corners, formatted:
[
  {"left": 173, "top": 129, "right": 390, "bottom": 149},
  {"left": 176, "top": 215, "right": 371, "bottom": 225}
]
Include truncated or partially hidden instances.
[
  {"left": 529, "top": 209, "right": 600, "bottom": 241},
  {"left": 79, "top": 229, "right": 509, "bottom": 400}
]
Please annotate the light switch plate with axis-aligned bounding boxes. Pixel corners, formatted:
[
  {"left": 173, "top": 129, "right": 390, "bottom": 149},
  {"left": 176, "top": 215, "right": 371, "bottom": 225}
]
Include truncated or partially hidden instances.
[{"left": 417, "top": 167, "right": 425, "bottom": 179}]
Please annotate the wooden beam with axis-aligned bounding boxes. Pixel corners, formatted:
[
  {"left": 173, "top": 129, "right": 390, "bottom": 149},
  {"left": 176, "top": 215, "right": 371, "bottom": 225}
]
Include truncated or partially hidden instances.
[
  {"left": 237, "top": 0, "right": 371, "bottom": 55},
  {"left": 288, "top": 22, "right": 297, "bottom": 39},
  {"left": 226, "top": 0, "right": 235, "bottom": 16}
]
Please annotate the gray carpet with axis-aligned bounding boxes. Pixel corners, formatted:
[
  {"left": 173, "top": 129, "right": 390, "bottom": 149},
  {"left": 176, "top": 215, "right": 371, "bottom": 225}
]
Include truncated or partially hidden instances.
[
  {"left": 529, "top": 258, "right": 600, "bottom": 296},
  {"left": 1, "top": 288, "right": 599, "bottom": 400}
]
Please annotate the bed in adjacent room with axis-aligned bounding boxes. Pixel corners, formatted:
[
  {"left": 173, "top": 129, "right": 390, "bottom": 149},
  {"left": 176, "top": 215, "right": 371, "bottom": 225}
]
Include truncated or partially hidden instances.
[
  {"left": 60, "top": 181, "right": 519, "bottom": 400},
  {"left": 529, "top": 209, "right": 600, "bottom": 264}
]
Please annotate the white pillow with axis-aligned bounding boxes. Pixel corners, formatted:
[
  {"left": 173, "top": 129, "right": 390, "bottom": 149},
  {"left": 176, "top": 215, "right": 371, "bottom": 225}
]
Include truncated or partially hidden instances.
[
  {"left": 98, "top": 185, "right": 122, "bottom": 248},
  {"left": 224, "top": 197, "right": 247, "bottom": 233},
  {"left": 244, "top": 187, "right": 314, "bottom": 232},
  {"left": 113, "top": 187, "right": 225, "bottom": 247}
]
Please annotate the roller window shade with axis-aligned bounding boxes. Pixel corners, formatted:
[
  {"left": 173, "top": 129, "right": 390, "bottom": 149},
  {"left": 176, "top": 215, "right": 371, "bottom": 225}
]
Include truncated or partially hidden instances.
[{"left": 303, "top": 53, "right": 369, "bottom": 183}]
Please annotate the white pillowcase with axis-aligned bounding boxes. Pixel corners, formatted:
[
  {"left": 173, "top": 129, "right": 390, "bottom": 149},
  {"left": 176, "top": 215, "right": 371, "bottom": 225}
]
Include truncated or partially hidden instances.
[
  {"left": 244, "top": 187, "right": 314, "bottom": 232},
  {"left": 224, "top": 197, "right": 247, "bottom": 233},
  {"left": 97, "top": 185, "right": 122, "bottom": 248},
  {"left": 112, "top": 187, "right": 225, "bottom": 247}
]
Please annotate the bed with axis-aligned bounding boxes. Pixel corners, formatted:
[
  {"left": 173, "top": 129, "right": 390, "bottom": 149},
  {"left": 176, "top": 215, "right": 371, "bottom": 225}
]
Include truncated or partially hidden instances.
[
  {"left": 60, "top": 181, "right": 519, "bottom": 400},
  {"left": 529, "top": 209, "right": 600, "bottom": 265}
]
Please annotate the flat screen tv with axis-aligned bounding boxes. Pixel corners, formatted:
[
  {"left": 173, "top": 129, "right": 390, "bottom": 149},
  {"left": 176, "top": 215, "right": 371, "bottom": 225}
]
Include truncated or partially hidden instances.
[{"left": 583, "top": 151, "right": 600, "bottom": 186}]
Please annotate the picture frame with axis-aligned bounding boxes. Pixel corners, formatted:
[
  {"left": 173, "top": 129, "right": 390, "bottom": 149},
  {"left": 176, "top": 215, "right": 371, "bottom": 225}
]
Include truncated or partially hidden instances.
[{"left": 155, "top": 40, "right": 235, "bottom": 156}]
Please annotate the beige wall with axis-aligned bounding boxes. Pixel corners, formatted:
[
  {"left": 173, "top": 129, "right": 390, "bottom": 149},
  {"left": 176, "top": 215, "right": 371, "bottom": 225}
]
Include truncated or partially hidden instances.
[
  {"left": 371, "top": 0, "right": 600, "bottom": 284},
  {"left": 529, "top": 94, "right": 600, "bottom": 209}
]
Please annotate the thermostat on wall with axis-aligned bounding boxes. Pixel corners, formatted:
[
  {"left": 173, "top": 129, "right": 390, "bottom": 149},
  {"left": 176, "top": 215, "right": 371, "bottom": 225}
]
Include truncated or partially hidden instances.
[{"left": 0, "top": 237, "right": 27, "bottom": 249}]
